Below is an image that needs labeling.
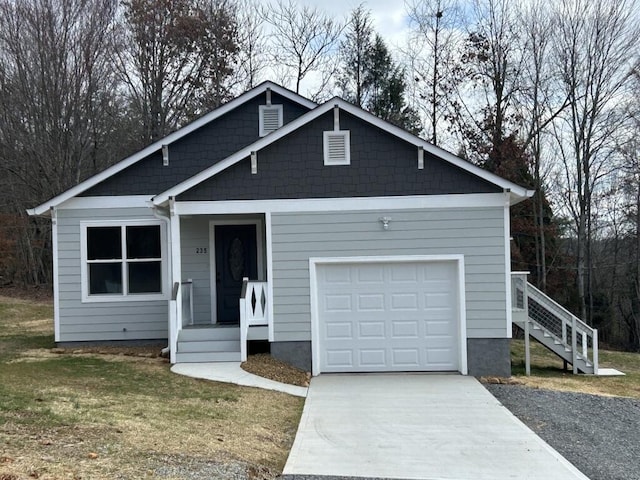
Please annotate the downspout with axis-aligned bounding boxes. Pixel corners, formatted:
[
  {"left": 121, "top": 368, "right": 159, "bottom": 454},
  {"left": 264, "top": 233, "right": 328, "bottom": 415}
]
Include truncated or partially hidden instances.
[{"left": 151, "top": 202, "right": 172, "bottom": 357}]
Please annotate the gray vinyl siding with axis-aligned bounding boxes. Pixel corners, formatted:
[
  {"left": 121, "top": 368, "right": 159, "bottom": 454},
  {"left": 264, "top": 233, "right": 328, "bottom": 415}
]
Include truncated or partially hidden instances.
[
  {"left": 56, "top": 207, "right": 168, "bottom": 342},
  {"left": 180, "top": 217, "right": 212, "bottom": 324},
  {"left": 270, "top": 207, "right": 507, "bottom": 342}
]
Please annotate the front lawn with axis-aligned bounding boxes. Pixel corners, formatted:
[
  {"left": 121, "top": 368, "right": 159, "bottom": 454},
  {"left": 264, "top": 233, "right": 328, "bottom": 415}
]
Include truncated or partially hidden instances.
[{"left": 0, "top": 296, "right": 304, "bottom": 479}]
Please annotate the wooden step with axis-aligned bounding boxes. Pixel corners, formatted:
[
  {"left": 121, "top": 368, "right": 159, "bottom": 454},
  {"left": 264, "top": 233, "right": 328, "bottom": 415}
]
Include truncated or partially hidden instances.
[
  {"left": 178, "top": 340, "right": 240, "bottom": 353},
  {"left": 178, "top": 326, "right": 240, "bottom": 342}
]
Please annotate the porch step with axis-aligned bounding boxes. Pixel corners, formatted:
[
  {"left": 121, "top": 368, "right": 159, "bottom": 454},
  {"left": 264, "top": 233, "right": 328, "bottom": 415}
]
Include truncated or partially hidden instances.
[
  {"left": 178, "top": 326, "right": 240, "bottom": 342},
  {"left": 179, "top": 340, "right": 240, "bottom": 353},
  {"left": 175, "top": 351, "right": 242, "bottom": 363},
  {"left": 176, "top": 326, "right": 241, "bottom": 363}
]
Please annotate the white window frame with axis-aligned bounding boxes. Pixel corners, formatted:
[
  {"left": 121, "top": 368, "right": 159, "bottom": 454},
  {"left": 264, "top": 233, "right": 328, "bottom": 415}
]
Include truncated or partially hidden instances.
[
  {"left": 323, "top": 130, "right": 351, "bottom": 165},
  {"left": 259, "top": 104, "right": 283, "bottom": 137},
  {"left": 80, "top": 219, "right": 168, "bottom": 303}
]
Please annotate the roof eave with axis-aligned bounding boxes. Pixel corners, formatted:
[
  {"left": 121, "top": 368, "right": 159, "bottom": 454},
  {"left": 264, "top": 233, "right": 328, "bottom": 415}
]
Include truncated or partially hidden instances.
[
  {"left": 27, "top": 81, "right": 317, "bottom": 215},
  {"left": 153, "top": 97, "right": 537, "bottom": 205}
]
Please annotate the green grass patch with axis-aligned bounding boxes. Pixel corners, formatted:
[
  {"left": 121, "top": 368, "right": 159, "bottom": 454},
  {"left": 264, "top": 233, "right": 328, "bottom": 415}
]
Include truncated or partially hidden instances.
[{"left": 510, "top": 338, "right": 640, "bottom": 398}]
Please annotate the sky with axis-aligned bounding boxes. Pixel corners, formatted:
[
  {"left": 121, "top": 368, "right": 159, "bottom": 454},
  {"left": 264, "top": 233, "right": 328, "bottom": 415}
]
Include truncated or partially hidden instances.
[
  {"left": 294, "top": 0, "right": 412, "bottom": 48},
  {"left": 272, "top": 1, "right": 414, "bottom": 95}
]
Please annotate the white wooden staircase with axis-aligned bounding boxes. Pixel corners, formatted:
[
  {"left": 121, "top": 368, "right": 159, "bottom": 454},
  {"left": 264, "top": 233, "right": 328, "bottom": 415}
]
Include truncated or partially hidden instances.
[
  {"left": 511, "top": 273, "right": 598, "bottom": 375},
  {"left": 171, "top": 278, "right": 269, "bottom": 363}
]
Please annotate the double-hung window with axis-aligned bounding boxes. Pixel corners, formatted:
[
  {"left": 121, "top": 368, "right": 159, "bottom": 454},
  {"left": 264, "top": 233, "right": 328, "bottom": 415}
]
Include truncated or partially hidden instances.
[{"left": 81, "top": 221, "right": 166, "bottom": 302}]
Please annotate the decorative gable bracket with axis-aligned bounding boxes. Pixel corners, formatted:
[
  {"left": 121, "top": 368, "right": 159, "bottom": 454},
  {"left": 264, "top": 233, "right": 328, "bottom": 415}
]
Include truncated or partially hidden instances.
[
  {"left": 259, "top": 89, "right": 283, "bottom": 137},
  {"left": 323, "top": 105, "right": 350, "bottom": 166}
]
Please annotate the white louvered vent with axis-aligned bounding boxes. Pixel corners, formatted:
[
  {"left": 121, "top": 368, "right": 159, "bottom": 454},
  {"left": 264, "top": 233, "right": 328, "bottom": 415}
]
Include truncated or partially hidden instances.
[
  {"left": 323, "top": 130, "right": 350, "bottom": 165},
  {"left": 259, "top": 105, "right": 283, "bottom": 137}
]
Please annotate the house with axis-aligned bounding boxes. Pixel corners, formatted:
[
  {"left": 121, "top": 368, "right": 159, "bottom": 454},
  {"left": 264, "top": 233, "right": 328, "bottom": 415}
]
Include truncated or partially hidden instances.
[{"left": 29, "top": 81, "right": 537, "bottom": 377}]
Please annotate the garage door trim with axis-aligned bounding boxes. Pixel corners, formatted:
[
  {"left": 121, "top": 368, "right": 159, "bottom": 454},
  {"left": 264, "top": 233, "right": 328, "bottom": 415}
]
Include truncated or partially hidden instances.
[{"left": 309, "top": 255, "right": 467, "bottom": 376}]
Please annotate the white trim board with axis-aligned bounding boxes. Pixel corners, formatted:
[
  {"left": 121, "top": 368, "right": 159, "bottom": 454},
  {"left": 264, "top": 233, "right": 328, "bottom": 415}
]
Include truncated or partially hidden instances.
[
  {"left": 308, "top": 255, "right": 468, "bottom": 376},
  {"left": 504, "top": 194, "right": 513, "bottom": 338},
  {"left": 265, "top": 212, "right": 275, "bottom": 342},
  {"left": 79, "top": 219, "right": 169, "bottom": 303},
  {"left": 174, "top": 193, "right": 509, "bottom": 216},
  {"left": 152, "top": 97, "right": 534, "bottom": 206},
  {"left": 27, "top": 82, "right": 316, "bottom": 216},
  {"left": 57, "top": 196, "right": 153, "bottom": 210},
  {"left": 51, "top": 208, "right": 61, "bottom": 342}
]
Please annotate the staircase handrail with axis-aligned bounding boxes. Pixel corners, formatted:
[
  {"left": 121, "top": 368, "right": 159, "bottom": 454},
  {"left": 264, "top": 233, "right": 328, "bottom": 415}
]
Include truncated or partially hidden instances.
[
  {"left": 510, "top": 273, "right": 598, "bottom": 374},
  {"left": 526, "top": 282, "right": 594, "bottom": 336}
]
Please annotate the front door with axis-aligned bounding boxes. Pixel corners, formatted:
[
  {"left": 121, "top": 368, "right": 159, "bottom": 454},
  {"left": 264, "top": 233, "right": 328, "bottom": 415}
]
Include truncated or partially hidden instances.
[{"left": 215, "top": 224, "right": 258, "bottom": 324}]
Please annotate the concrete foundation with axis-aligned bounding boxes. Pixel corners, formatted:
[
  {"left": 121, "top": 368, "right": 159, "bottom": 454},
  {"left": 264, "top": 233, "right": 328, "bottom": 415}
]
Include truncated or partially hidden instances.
[
  {"left": 466, "top": 338, "right": 511, "bottom": 377},
  {"left": 271, "top": 341, "right": 312, "bottom": 372}
]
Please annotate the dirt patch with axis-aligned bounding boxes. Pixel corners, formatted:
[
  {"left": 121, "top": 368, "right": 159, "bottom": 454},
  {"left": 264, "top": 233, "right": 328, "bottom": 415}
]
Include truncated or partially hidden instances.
[
  {"left": 50, "top": 344, "right": 165, "bottom": 358},
  {"left": 242, "top": 353, "right": 310, "bottom": 387},
  {"left": 0, "top": 286, "right": 53, "bottom": 303}
]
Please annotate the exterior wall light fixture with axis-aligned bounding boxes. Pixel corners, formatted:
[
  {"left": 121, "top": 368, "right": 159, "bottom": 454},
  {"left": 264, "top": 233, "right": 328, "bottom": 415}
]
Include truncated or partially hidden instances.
[{"left": 379, "top": 216, "right": 392, "bottom": 230}]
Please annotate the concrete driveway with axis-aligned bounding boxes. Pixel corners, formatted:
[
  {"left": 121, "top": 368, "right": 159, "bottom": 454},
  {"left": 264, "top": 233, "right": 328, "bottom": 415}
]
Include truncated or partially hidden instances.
[{"left": 283, "top": 374, "right": 590, "bottom": 480}]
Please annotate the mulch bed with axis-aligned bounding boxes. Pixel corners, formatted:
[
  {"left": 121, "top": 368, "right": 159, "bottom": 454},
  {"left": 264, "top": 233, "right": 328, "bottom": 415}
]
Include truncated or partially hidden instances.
[{"left": 242, "top": 353, "right": 310, "bottom": 387}]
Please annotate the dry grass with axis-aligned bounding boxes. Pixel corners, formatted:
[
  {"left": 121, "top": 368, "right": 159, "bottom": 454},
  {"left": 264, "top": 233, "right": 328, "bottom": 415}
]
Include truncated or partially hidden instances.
[
  {"left": 0, "top": 295, "right": 304, "bottom": 479},
  {"left": 509, "top": 338, "right": 640, "bottom": 398}
]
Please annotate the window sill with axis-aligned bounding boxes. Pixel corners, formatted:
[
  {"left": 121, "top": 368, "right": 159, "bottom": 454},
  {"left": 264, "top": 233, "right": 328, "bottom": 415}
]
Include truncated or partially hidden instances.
[{"left": 81, "top": 292, "right": 169, "bottom": 303}]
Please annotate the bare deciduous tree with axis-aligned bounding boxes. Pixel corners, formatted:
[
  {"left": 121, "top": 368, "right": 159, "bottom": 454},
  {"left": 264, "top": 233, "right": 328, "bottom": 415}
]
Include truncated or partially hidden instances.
[
  {"left": 264, "top": 0, "right": 343, "bottom": 94},
  {"left": 552, "top": 0, "right": 639, "bottom": 322},
  {"left": 405, "top": 0, "right": 462, "bottom": 145},
  {"left": 234, "top": 0, "right": 268, "bottom": 90},
  {"left": 0, "top": 0, "right": 122, "bottom": 285},
  {"left": 116, "top": 0, "right": 238, "bottom": 143}
]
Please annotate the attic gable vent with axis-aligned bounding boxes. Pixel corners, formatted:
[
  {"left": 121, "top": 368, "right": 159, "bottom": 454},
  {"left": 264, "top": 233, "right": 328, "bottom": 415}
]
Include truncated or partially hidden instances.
[
  {"left": 259, "top": 105, "right": 283, "bottom": 137},
  {"left": 323, "top": 130, "right": 350, "bottom": 165}
]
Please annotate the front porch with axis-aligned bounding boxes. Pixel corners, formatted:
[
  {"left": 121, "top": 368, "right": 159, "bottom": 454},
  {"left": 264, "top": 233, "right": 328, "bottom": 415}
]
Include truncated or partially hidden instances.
[{"left": 167, "top": 213, "right": 272, "bottom": 363}]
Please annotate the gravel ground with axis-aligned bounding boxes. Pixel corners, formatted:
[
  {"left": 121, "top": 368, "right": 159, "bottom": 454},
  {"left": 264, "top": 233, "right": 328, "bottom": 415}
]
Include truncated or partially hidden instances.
[{"left": 485, "top": 384, "right": 640, "bottom": 480}]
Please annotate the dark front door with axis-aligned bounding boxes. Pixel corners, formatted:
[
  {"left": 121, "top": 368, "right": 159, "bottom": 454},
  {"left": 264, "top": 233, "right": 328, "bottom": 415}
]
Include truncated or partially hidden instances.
[{"left": 215, "top": 224, "right": 258, "bottom": 324}]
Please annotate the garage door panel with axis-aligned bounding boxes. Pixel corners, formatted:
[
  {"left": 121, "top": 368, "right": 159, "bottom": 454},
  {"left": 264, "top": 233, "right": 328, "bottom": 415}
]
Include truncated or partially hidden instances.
[
  {"left": 318, "top": 261, "right": 460, "bottom": 373},
  {"left": 324, "top": 265, "right": 352, "bottom": 284},
  {"left": 426, "top": 347, "right": 457, "bottom": 367},
  {"left": 326, "top": 349, "right": 353, "bottom": 368},
  {"left": 356, "top": 264, "right": 384, "bottom": 283},
  {"left": 425, "top": 292, "right": 454, "bottom": 308},
  {"left": 425, "top": 319, "right": 455, "bottom": 336},
  {"left": 390, "top": 293, "right": 418, "bottom": 310},
  {"left": 391, "top": 320, "right": 419, "bottom": 338},
  {"left": 358, "top": 321, "right": 386, "bottom": 338},
  {"left": 359, "top": 349, "right": 386, "bottom": 367},
  {"left": 325, "top": 294, "right": 352, "bottom": 311},
  {"left": 325, "top": 322, "right": 352, "bottom": 339},
  {"left": 358, "top": 293, "right": 385, "bottom": 311}
]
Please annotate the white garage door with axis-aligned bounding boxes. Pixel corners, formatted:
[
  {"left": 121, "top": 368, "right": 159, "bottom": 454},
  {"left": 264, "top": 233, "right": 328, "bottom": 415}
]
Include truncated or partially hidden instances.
[{"left": 316, "top": 261, "right": 460, "bottom": 373}]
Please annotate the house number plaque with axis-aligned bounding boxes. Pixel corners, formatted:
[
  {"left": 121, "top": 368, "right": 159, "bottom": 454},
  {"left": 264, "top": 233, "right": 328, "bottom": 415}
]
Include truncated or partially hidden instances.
[{"left": 195, "top": 247, "right": 207, "bottom": 254}]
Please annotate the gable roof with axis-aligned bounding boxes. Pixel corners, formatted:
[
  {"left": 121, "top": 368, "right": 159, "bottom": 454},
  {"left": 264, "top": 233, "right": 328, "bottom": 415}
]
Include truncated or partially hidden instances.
[
  {"left": 151, "top": 97, "right": 534, "bottom": 206},
  {"left": 27, "top": 82, "right": 317, "bottom": 216}
]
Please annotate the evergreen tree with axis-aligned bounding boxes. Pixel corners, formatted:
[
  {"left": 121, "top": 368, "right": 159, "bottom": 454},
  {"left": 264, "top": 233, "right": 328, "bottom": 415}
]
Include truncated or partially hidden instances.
[
  {"left": 337, "top": 4, "right": 373, "bottom": 107},
  {"left": 365, "top": 35, "right": 422, "bottom": 134}
]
